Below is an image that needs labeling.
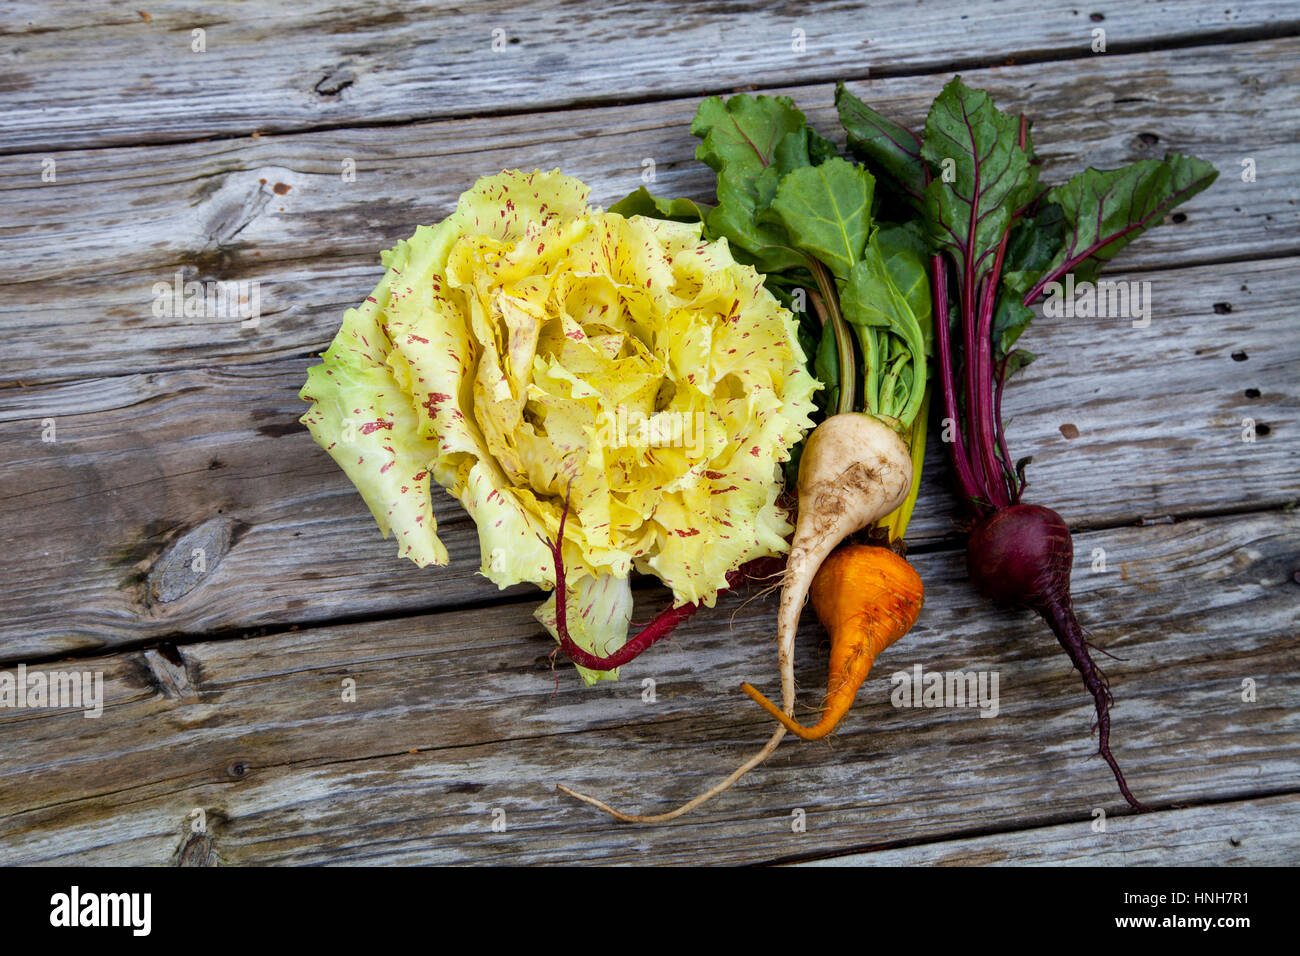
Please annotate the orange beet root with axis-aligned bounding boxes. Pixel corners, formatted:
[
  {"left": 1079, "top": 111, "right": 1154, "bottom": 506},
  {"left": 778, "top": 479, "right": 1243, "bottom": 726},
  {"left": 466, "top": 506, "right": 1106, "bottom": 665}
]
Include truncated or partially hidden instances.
[{"left": 743, "top": 544, "right": 923, "bottom": 739}]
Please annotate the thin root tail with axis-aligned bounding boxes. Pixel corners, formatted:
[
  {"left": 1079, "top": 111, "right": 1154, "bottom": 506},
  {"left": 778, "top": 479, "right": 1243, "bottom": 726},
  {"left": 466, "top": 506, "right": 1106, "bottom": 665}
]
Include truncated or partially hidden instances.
[
  {"left": 1041, "top": 596, "right": 1151, "bottom": 813},
  {"left": 555, "top": 723, "right": 787, "bottom": 823}
]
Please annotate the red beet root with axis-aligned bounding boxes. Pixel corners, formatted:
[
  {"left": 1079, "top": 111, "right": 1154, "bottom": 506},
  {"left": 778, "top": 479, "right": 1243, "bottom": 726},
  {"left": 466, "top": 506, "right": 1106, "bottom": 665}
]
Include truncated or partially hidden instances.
[
  {"left": 966, "top": 504, "right": 1149, "bottom": 811},
  {"left": 966, "top": 505, "right": 1072, "bottom": 607},
  {"left": 898, "top": 81, "right": 1204, "bottom": 811}
]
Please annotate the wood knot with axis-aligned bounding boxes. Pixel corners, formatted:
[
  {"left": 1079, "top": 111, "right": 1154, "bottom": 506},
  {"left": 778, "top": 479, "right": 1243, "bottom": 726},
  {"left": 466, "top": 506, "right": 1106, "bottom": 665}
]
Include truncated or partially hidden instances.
[
  {"left": 178, "top": 832, "right": 217, "bottom": 867},
  {"left": 145, "top": 517, "right": 241, "bottom": 606},
  {"left": 314, "top": 67, "right": 356, "bottom": 97},
  {"left": 142, "top": 646, "right": 196, "bottom": 700}
]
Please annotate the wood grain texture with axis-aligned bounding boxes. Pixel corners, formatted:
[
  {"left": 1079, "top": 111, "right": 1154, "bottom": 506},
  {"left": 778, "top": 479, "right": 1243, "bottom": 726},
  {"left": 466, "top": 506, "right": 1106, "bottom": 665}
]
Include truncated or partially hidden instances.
[
  {"left": 1, "top": 254, "right": 1294, "bottom": 660},
  {"left": 0, "top": 512, "right": 1294, "bottom": 865},
  {"left": 2, "top": 8, "right": 1296, "bottom": 866},
  {"left": 2, "top": 1, "right": 1294, "bottom": 152},
  {"left": 3, "top": 38, "right": 1298, "bottom": 385},
  {"left": 795, "top": 793, "right": 1300, "bottom": 865}
]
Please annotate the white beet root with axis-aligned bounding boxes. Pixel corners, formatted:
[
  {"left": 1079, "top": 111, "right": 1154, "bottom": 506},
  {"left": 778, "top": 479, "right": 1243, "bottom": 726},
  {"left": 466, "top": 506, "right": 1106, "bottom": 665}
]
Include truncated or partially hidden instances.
[{"left": 771, "top": 413, "right": 913, "bottom": 720}]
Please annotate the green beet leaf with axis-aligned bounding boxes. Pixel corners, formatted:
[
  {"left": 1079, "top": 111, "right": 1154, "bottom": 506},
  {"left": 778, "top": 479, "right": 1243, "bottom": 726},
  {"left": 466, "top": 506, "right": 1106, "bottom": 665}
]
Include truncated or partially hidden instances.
[
  {"left": 1022, "top": 153, "right": 1219, "bottom": 304},
  {"left": 764, "top": 157, "right": 876, "bottom": 283},
  {"left": 835, "top": 82, "right": 927, "bottom": 206},
  {"left": 921, "top": 76, "right": 1039, "bottom": 282},
  {"left": 692, "top": 94, "right": 812, "bottom": 273},
  {"left": 840, "top": 225, "right": 931, "bottom": 424},
  {"left": 608, "top": 186, "right": 711, "bottom": 224}
]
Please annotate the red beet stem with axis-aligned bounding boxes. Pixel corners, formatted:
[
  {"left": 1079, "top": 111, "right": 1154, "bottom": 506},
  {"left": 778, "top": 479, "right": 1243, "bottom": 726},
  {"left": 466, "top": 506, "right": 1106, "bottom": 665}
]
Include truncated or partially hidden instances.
[
  {"left": 554, "top": 598, "right": 701, "bottom": 671},
  {"left": 966, "top": 504, "right": 1149, "bottom": 811},
  {"left": 538, "top": 485, "right": 782, "bottom": 671}
]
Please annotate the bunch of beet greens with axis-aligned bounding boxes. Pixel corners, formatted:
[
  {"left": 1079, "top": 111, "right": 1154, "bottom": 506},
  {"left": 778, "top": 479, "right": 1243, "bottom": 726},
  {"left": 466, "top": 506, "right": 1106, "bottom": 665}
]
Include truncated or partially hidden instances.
[{"left": 836, "top": 77, "right": 1216, "bottom": 809}]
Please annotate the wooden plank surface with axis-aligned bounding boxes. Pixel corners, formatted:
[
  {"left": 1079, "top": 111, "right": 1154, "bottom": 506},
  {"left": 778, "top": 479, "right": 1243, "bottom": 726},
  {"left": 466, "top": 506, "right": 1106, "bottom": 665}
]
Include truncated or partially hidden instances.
[
  {"left": 795, "top": 793, "right": 1300, "bottom": 865},
  {"left": 3, "top": 1, "right": 1295, "bottom": 153},
  {"left": 2, "top": 3, "right": 1297, "bottom": 867},
  {"left": 4, "top": 38, "right": 1299, "bottom": 386},
  {"left": 0, "top": 512, "right": 1294, "bottom": 864},
  {"left": 1, "top": 253, "right": 1294, "bottom": 660}
]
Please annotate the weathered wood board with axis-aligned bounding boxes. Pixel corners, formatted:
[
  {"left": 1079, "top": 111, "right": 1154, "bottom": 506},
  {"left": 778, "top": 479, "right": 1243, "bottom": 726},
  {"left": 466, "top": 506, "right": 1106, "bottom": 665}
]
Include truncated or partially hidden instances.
[
  {"left": 4, "top": 39, "right": 1298, "bottom": 386},
  {"left": 3, "top": 1, "right": 1295, "bottom": 152},
  {"left": 1, "top": 2, "right": 1296, "bottom": 866},
  {"left": 0, "top": 513, "right": 1295, "bottom": 864}
]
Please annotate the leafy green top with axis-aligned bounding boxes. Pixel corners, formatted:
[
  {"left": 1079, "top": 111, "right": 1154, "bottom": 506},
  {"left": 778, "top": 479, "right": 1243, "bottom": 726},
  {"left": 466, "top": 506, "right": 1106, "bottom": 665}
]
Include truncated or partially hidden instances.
[{"left": 838, "top": 75, "right": 1218, "bottom": 513}]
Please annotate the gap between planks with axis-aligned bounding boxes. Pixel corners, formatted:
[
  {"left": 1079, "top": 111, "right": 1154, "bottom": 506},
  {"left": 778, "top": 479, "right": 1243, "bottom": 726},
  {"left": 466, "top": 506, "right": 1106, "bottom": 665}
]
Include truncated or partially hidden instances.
[
  {"left": 5, "top": 18, "right": 1298, "bottom": 160},
  {"left": 3, "top": 0, "right": 1297, "bottom": 155},
  {"left": 781, "top": 789, "right": 1300, "bottom": 866}
]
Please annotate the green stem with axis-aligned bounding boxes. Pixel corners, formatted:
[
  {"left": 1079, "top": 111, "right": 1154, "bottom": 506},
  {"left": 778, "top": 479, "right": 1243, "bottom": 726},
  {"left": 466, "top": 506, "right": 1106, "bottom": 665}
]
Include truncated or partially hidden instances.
[
  {"left": 809, "top": 258, "right": 856, "bottom": 416},
  {"left": 875, "top": 388, "right": 930, "bottom": 542},
  {"left": 878, "top": 350, "right": 910, "bottom": 419},
  {"left": 853, "top": 324, "right": 879, "bottom": 415}
]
